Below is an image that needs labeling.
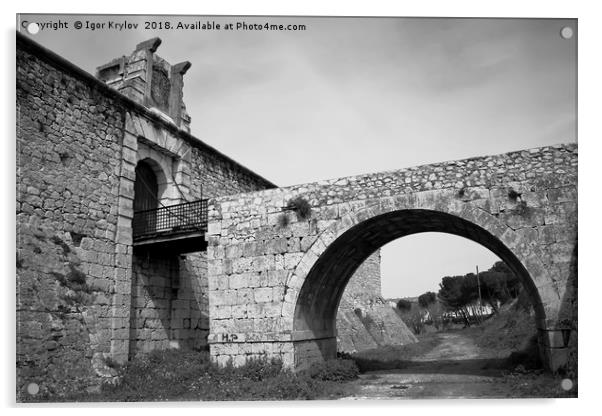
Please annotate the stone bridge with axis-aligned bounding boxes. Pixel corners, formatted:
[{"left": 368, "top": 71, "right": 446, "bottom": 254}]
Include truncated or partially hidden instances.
[{"left": 205, "top": 143, "right": 577, "bottom": 371}]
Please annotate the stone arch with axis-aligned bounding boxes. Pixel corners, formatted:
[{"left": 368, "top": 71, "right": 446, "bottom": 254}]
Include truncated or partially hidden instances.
[{"left": 284, "top": 193, "right": 552, "bottom": 368}]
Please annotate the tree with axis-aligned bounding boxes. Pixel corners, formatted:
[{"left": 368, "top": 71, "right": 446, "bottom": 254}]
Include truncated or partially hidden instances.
[
  {"left": 438, "top": 275, "right": 475, "bottom": 326},
  {"left": 480, "top": 261, "right": 522, "bottom": 311},
  {"left": 396, "top": 299, "right": 412, "bottom": 312},
  {"left": 418, "top": 291, "right": 437, "bottom": 309},
  {"left": 418, "top": 291, "right": 443, "bottom": 329},
  {"left": 437, "top": 261, "right": 523, "bottom": 325}
]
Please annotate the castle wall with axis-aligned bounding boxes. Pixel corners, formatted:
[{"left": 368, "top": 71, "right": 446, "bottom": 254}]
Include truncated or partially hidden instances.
[
  {"left": 342, "top": 251, "right": 382, "bottom": 300},
  {"left": 188, "top": 146, "right": 274, "bottom": 199},
  {"left": 128, "top": 140, "right": 273, "bottom": 356},
  {"left": 16, "top": 34, "right": 275, "bottom": 398},
  {"left": 129, "top": 253, "right": 209, "bottom": 354},
  {"left": 17, "top": 45, "right": 127, "bottom": 396}
]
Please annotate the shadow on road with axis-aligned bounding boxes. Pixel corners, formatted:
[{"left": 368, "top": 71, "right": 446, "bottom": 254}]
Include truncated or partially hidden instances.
[{"left": 354, "top": 357, "right": 509, "bottom": 377}]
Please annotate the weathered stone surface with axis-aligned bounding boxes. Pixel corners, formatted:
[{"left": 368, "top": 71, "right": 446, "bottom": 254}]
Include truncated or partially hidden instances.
[
  {"left": 16, "top": 32, "right": 577, "bottom": 398},
  {"left": 336, "top": 297, "right": 418, "bottom": 353},
  {"left": 16, "top": 35, "right": 274, "bottom": 399},
  {"left": 337, "top": 251, "right": 417, "bottom": 352},
  {"left": 207, "top": 143, "right": 577, "bottom": 371}
]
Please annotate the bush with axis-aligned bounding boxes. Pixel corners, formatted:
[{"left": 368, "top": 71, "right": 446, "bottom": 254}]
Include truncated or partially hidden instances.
[
  {"left": 304, "top": 359, "right": 359, "bottom": 382},
  {"left": 396, "top": 299, "right": 412, "bottom": 311},
  {"left": 52, "top": 350, "right": 355, "bottom": 402},
  {"left": 216, "top": 356, "right": 284, "bottom": 381},
  {"left": 235, "top": 371, "right": 321, "bottom": 400},
  {"left": 287, "top": 197, "right": 312, "bottom": 220}
]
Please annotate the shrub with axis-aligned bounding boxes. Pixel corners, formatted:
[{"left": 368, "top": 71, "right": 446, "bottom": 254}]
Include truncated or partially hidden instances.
[
  {"left": 303, "top": 358, "right": 359, "bottom": 382},
  {"left": 234, "top": 371, "right": 321, "bottom": 400},
  {"left": 396, "top": 308, "right": 424, "bottom": 335},
  {"left": 217, "top": 356, "right": 284, "bottom": 381},
  {"left": 287, "top": 197, "right": 312, "bottom": 220},
  {"left": 52, "top": 350, "right": 354, "bottom": 402},
  {"left": 396, "top": 299, "right": 412, "bottom": 311}
]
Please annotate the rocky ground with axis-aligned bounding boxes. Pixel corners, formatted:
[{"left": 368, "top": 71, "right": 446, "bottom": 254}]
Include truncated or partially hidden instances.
[{"left": 341, "top": 331, "right": 576, "bottom": 399}]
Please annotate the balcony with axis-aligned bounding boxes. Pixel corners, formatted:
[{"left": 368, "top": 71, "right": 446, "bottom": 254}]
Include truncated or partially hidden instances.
[{"left": 132, "top": 199, "right": 208, "bottom": 253}]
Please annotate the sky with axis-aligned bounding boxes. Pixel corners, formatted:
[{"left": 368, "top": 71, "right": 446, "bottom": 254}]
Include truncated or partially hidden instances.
[{"left": 18, "top": 15, "right": 577, "bottom": 297}]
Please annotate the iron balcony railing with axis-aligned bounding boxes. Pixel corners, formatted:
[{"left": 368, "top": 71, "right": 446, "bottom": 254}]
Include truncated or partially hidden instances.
[{"left": 132, "top": 199, "right": 208, "bottom": 240}]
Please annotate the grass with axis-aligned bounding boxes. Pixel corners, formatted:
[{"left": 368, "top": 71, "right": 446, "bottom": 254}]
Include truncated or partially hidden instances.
[
  {"left": 43, "top": 350, "right": 358, "bottom": 402},
  {"left": 460, "top": 301, "right": 542, "bottom": 370},
  {"left": 497, "top": 371, "right": 577, "bottom": 398},
  {"left": 465, "top": 309, "right": 535, "bottom": 352}
]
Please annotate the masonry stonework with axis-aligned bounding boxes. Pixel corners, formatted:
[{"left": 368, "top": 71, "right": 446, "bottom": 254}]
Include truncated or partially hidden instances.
[
  {"left": 206, "top": 144, "right": 577, "bottom": 371},
  {"left": 336, "top": 251, "right": 418, "bottom": 353},
  {"left": 16, "top": 34, "right": 274, "bottom": 398},
  {"left": 16, "top": 32, "right": 578, "bottom": 399},
  {"left": 17, "top": 42, "right": 128, "bottom": 396}
]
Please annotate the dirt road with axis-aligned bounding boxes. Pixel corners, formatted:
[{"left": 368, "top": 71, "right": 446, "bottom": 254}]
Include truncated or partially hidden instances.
[{"left": 342, "top": 332, "right": 564, "bottom": 399}]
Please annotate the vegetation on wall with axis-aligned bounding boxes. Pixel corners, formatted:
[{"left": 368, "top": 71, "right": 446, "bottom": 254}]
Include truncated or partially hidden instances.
[
  {"left": 278, "top": 196, "right": 312, "bottom": 228},
  {"left": 286, "top": 197, "right": 312, "bottom": 220}
]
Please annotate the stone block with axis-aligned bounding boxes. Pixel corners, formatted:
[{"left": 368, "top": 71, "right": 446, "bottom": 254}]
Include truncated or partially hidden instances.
[
  {"left": 206, "top": 221, "right": 222, "bottom": 236},
  {"left": 254, "top": 287, "right": 273, "bottom": 303},
  {"left": 224, "top": 273, "right": 244, "bottom": 290},
  {"left": 267, "top": 270, "right": 289, "bottom": 286},
  {"left": 231, "top": 304, "right": 248, "bottom": 319},
  {"left": 236, "top": 288, "right": 254, "bottom": 305},
  {"left": 284, "top": 252, "right": 303, "bottom": 270}
]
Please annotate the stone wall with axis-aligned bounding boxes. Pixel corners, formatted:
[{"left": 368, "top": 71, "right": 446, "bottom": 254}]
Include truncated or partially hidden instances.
[
  {"left": 16, "top": 34, "right": 275, "bottom": 399},
  {"left": 206, "top": 143, "right": 577, "bottom": 370},
  {"left": 128, "top": 140, "right": 273, "bottom": 357},
  {"left": 129, "top": 253, "right": 209, "bottom": 354},
  {"left": 341, "top": 251, "right": 382, "bottom": 300},
  {"left": 336, "top": 297, "right": 418, "bottom": 353},
  {"left": 336, "top": 251, "right": 418, "bottom": 353},
  {"left": 17, "top": 43, "right": 126, "bottom": 396},
  {"left": 188, "top": 146, "right": 275, "bottom": 199}
]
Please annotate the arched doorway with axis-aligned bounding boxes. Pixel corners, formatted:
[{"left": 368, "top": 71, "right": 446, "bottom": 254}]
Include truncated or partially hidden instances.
[
  {"left": 292, "top": 209, "right": 546, "bottom": 368},
  {"left": 133, "top": 159, "right": 163, "bottom": 236},
  {"left": 134, "top": 161, "right": 159, "bottom": 212}
]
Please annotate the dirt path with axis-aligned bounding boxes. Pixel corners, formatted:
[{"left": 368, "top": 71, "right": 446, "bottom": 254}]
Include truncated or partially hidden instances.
[{"left": 341, "top": 332, "right": 556, "bottom": 399}]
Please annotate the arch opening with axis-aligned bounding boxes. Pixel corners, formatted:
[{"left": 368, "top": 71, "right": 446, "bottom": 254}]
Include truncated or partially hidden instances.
[
  {"left": 134, "top": 158, "right": 170, "bottom": 211},
  {"left": 292, "top": 209, "right": 545, "bottom": 365},
  {"left": 134, "top": 160, "right": 159, "bottom": 212}
]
